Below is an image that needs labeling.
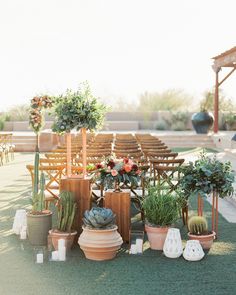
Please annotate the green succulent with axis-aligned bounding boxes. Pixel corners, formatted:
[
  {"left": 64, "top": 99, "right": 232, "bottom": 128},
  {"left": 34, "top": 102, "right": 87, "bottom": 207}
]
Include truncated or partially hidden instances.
[
  {"left": 83, "top": 207, "right": 116, "bottom": 229},
  {"left": 188, "top": 216, "right": 208, "bottom": 235}
]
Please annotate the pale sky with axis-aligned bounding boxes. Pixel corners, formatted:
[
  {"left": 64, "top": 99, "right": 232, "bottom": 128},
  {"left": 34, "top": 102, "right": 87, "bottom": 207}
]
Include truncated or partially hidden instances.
[{"left": 1, "top": 0, "right": 236, "bottom": 111}]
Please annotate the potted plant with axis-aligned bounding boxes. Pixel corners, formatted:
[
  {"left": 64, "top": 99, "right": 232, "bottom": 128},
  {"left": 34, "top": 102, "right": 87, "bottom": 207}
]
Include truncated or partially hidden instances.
[
  {"left": 49, "top": 191, "right": 77, "bottom": 250},
  {"left": 27, "top": 152, "right": 52, "bottom": 246},
  {"left": 78, "top": 207, "right": 123, "bottom": 261},
  {"left": 188, "top": 215, "right": 215, "bottom": 249},
  {"left": 223, "top": 112, "right": 236, "bottom": 130},
  {"left": 191, "top": 92, "right": 214, "bottom": 134},
  {"left": 142, "top": 186, "right": 180, "bottom": 250},
  {"left": 178, "top": 152, "right": 234, "bottom": 200}
]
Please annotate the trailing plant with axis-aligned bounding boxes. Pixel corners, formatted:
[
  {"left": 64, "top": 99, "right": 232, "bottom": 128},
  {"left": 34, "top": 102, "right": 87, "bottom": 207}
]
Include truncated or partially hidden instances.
[
  {"left": 142, "top": 186, "right": 180, "bottom": 227},
  {"left": 57, "top": 191, "right": 76, "bottom": 232},
  {"left": 52, "top": 82, "right": 108, "bottom": 134},
  {"left": 83, "top": 207, "right": 116, "bottom": 229},
  {"left": 178, "top": 151, "right": 234, "bottom": 199},
  {"left": 188, "top": 216, "right": 208, "bottom": 235}
]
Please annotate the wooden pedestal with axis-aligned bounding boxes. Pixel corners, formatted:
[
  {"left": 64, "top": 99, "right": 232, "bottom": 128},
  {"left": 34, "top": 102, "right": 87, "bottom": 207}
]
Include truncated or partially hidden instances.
[
  {"left": 104, "top": 190, "right": 131, "bottom": 243},
  {"left": 60, "top": 177, "right": 92, "bottom": 235}
]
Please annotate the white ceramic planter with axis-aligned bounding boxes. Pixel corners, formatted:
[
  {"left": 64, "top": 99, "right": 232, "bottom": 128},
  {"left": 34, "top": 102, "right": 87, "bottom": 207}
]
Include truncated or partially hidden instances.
[
  {"left": 163, "top": 228, "right": 183, "bottom": 258},
  {"left": 183, "top": 240, "right": 205, "bottom": 261},
  {"left": 12, "top": 209, "right": 27, "bottom": 235}
]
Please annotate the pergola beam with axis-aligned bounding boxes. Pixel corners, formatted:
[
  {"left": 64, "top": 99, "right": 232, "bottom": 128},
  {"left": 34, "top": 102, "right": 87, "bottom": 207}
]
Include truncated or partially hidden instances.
[{"left": 212, "top": 46, "right": 236, "bottom": 133}]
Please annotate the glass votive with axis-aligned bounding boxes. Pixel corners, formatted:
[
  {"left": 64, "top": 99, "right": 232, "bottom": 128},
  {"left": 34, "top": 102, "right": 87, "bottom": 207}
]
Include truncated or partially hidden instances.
[
  {"left": 130, "top": 244, "right": 138, "bottom": 254},
  {"left": 36, "top": 253, "right": 44, "bottom": 264},
  {"left": 136, "top": 238, "right": 143, "bottom": 254}
]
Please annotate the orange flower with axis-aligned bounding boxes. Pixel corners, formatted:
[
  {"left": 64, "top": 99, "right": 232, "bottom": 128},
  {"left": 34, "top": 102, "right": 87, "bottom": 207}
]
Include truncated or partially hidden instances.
[{"left": 124, "top": 164, "right": 132, "bottom": 173}]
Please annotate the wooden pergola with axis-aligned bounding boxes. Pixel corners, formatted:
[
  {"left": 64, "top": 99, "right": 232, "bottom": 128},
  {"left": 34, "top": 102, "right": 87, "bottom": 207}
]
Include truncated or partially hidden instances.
[{"left": 212, "top": 46, "right": 236, "bottom": 133}]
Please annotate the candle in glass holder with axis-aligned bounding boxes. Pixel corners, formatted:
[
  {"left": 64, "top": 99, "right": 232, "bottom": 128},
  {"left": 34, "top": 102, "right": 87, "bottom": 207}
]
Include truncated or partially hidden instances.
[
  {"left": 36, "top": 253, "right": 44, "bottom": 264},
  {"left": 58, "top": 239, "right": 65, "bottom": 249},
  {"left": 136, "top": 238, "right": 143, "bottom": 254},
  {"left": 20, "top": 226, "right": 27, "bottom": 240}
]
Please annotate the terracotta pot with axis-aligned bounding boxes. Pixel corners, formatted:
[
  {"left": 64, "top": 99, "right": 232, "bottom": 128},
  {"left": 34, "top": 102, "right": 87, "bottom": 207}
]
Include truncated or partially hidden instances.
[
  {"left": 78, "top": 225, "right": 123, "bottom": 261},
  {"left": 188, "top": 231, "right": 216, "bottom": 249},
  {"left": 49, "top": 229, "right": 77, "bottom": 250},
  {"left": 27, "top": 211, "right": 52, "bottom": 246},
  {"left": 145, "top": 224, "right": 169, "bottom": 250}
]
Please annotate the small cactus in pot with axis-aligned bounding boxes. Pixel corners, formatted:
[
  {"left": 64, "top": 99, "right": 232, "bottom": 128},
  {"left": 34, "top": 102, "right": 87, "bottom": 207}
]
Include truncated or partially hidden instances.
[
  {"left": 187, "top": 215, "right": 216, "bottom": 250},
  {"left": 79, "top": 207, "right": 123, "bottom": 261},
  {"left": 188, "top": 216, "right": 208, "bottom": 235},
  {"left": 49, "top": 191, "right": 77, "bottom": 250}
]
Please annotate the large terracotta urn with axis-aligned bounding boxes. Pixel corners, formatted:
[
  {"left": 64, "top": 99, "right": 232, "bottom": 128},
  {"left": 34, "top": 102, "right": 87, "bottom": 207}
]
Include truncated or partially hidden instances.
[{"left": 78, "top": 225, "right": 123, "bottom": 261}]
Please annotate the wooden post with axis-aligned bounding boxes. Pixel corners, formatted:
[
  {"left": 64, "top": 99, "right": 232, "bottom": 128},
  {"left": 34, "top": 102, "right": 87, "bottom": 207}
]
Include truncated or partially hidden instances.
[
  {"left": 197, "top": 194, "right": 203, "bottom": 216},
  {"left": 212, "top": 190, "right": 219, "bottom": 238},
  {"left": 104, "top": 190, "right": 130, "bottom": 243},
  {"left": 66, "top": 132, "right": 71, "bottom": 177},
  {"left": 81, "top": 128, "right": 87, "bottom": 178},
  {"left": 60, "top": 177, "right": 91, "bottom": 235},
  {"left": 214, "top": 70, "right": 219, "bottom": 133}
]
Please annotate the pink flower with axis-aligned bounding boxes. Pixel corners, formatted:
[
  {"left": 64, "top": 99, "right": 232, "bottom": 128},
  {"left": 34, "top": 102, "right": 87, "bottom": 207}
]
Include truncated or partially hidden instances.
[{"left": 111, "top": 169, "right": 118, "bottom": 176}]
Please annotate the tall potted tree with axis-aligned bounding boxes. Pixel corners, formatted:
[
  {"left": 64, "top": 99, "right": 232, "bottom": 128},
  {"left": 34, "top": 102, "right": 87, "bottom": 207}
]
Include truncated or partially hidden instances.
[{"left": 52, "top": 82, "right": 108, "bottom": 234}]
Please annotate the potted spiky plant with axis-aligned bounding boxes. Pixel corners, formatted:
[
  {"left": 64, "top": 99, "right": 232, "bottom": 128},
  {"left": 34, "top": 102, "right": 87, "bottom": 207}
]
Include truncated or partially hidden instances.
[
  {"left": 142, "top": 186, "right": 180, "bottom": 250},
  {"left": 27, "top": 152, "right": 52, "bottom": 246},
  {"left": 188, "top": 216, "right": 215, "bottom": 250},
  {"left": 78, "top": 207, "right": 123, "bottom": 261},
  {"left": 49, "top": 191, "right": 77, "bottom": 250}
]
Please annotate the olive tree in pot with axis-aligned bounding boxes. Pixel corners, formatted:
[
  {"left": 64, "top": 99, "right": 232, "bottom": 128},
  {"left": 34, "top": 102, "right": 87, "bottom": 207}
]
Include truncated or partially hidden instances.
[
  {"left": 142, "top": 186, "right": 180, "bottom": 250},
  {"left": 27, "top": 152, "right": 52, "bottom": 246},
  {"left": 78, "top": 207, "right": 123, "bottom": 261},
  {"left": 188, "top": 216, "right": 215, "bottom": 250},
  {"left": 49, "top": 191, "right": 77, "bottom": 250},
  {"left": 52, "top": 82, "right": 108, "bottom": 178}
]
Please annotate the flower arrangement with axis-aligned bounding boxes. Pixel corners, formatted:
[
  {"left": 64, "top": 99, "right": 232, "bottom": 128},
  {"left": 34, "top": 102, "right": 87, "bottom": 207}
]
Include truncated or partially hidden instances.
[
  {"left": 29, "top": 95, "right": 54, "bottom": 133},
  {"left": 96, "top": 156, "right": 142, "bottom": 190}
]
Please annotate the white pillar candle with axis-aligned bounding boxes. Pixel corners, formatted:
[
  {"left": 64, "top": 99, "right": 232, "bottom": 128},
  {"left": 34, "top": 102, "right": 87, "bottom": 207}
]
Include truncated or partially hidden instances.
[
  {"left": 36, "top": 253, "right": 44, "bottom": 264},
  {"left": 58, "top": 246, "right": 66, "bottom": 261},
  {"left": 58, "top": 239, "right": 66, "bottom": 249},
  {"left": 130, "top": 244, "right": 137, "bottom": 254},
  {"left": 51, "top": 251, "right": 59, "bottom": 261},
  {"left": 136, "top": 239, "right": 143, "bottom": 254},
  {"left": 20, "top": 229, "right": 27, "bottom": 240}
]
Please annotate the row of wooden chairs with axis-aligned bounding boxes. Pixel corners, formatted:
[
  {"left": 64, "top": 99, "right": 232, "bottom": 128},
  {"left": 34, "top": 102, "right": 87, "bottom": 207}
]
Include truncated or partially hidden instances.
[{"left": 0, "top": 133, "right": 15, "bottom": 165}]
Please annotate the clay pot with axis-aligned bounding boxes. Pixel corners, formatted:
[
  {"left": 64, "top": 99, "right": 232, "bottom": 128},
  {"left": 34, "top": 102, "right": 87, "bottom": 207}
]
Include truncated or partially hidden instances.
[
  {"left": 191, "top": 111, "right": 214, "bottom": 134},
  {"left": 145, "top": 224, "right": 169, "bottom": 250},
  {"left": 188, "top": 231, "right": 216, "bottom": 249},
  {"left": 78, "top": 225, "right": 123, "bottom": 261},
  {"left": 49, "top": 229, "right": 77, "bottom": 250},
  {"left": 27, "top": 210, "right": 52, "bottom": 246}
]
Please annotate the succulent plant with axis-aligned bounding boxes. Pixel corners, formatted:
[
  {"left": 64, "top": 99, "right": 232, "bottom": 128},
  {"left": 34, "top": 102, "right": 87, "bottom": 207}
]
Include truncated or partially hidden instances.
[
  {"left": 57, "top": 191, "right": 77, "bottom": 232},
  {"left": 188, "top": 216, "right": 208, "bottom": 235},
  {"left": 83, "top": 207, "right": 116, "bottom": 229}
]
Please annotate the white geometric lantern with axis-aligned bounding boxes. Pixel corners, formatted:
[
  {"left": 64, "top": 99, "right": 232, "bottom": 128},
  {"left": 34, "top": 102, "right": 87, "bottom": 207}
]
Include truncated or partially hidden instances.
[
  {"left": 163, "top": 228, "right": 183, "bottom": 258},
  {"left": 183, "top": 240, "right": 205, "bottom": 261},
  {"left": 12, "top": 209, "right": 27, "bottom": 235}
]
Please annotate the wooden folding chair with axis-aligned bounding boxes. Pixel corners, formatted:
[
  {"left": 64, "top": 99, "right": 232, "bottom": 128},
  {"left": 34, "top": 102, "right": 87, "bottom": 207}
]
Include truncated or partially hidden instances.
[{"left": 26, "top": 164, "right": 65, "bottom": 209}]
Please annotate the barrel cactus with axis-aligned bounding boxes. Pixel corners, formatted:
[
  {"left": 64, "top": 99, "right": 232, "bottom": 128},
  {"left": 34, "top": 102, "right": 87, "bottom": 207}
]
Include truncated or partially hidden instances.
[
  {"left": 83, "top": 207, "right": 116, "bottom": 229},
  {"left": 188, "top": 216, "right": 208, "bottom": 235},
  {"left": 57, "top": 191, "right": 77, "bottom": 232}
]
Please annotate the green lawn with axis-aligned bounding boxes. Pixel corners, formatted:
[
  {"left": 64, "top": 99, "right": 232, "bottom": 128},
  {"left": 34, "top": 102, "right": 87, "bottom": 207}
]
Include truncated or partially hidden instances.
[{"left": 0, "top": 153, "right": 236, "bottom": 295}]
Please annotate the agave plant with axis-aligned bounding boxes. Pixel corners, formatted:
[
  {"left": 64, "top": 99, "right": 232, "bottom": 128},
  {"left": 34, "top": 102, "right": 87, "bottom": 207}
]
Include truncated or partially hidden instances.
[{"left": 83, "top": 207, "right": 116, "bottom": 229}]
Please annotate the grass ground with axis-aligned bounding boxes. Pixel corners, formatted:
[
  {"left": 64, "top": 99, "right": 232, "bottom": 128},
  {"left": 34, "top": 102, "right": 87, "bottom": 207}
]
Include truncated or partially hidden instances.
[{"left": 0, "top": 153, "right": 236, "bottom": 295}]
